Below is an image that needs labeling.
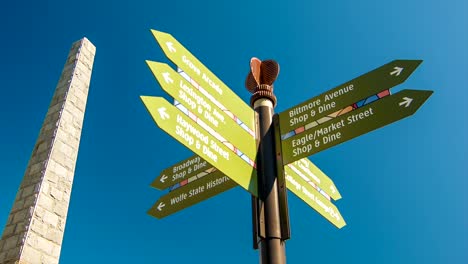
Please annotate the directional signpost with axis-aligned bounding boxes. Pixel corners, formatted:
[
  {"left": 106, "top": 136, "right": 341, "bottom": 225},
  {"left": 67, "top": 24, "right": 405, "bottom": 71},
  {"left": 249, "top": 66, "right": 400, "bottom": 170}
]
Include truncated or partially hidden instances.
[
  {"left": 284, "top": 166, "right": 346, "bottom": 228},
  {"left": 281, "top": 89, "right": 433, "bottom": 164},
  {"left": 288, "top": 158, "right": 341, "bottom": 201},
  {"left": 141, "top": 29, "right": 433, "bottom": 264},
  {"left": 151, "top": 155, "right": 212, "bottom": 190},
  {"left": 148, "top": 169, "right": 237, "bottom": 219},
  {"left": 278, "top": 60, "right": 422, "bottom": 136},
  {"left": 151, "top": 30, "right": 255, "bottom": 133},
  {"left": 146, "top": 61, "right": 257, "bottom": 160},
  {"left": 141, "top": 96, "right": 258, "bottom": 196}
]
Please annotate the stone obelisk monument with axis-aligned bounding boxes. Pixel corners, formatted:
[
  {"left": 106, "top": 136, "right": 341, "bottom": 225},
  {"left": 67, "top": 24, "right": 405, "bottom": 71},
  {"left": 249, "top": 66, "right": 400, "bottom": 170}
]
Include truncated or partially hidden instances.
[{"left": 0, "top": 38, "right": 95, "bottom": 264}]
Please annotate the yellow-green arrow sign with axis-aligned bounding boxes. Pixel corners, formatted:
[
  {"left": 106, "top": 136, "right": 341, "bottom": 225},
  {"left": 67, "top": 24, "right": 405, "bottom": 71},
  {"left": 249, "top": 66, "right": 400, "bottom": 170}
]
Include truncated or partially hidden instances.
[
  {"left": 288, "top": 158, "right": 341, "bottom": 201},
  {"left": 285, "top": 166, "right": 346, "bottom": 228},
  {"left": 152, "top": 155, "right": 214, "bottom": 190},
  {"left": 278, "top": 60, "right": 423, "bottom": 135},
  {"left": 151, "top": 29, "right": 255, "bottom": 132},
  {"left": 282, "top": 89, "right": 433, "bottom": 164},
  {"left": 148, "top": 170, "right": 237, "bottom": 219},
  {"left": 141, "top": 96, "right": 257, "bottom": 196},
  {"left": 146, "top": 61, "right": 257, "bottom": 160}
]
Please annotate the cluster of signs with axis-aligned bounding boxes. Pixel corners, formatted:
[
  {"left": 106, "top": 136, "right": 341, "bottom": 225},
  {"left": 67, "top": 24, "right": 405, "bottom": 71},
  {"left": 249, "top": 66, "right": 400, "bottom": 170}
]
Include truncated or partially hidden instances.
[{"left": 141, "top": 30, "right": 432, "bottom": 228}]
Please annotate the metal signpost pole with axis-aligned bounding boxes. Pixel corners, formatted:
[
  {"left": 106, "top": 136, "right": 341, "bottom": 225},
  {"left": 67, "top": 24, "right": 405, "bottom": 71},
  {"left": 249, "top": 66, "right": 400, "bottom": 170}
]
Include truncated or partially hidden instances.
[
  {"left": 247, "top": 59, "right": 286, "bottom": 264},
  {"left": 255, "top": 98, "right": 285, "bottom": 264}
]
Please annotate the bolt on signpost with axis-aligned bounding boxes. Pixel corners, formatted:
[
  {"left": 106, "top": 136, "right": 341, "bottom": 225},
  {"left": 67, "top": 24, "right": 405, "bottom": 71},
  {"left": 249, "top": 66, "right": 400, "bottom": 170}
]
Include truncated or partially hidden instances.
[{"left": 140, "top": 29, "right": 433, "bottom": 264}]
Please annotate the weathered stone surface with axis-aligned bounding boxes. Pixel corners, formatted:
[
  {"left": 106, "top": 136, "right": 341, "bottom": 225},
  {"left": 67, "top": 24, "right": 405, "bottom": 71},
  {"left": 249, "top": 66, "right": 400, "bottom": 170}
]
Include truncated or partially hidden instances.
[{"left": 0, "top": 38, "right": 95, "bottom": 264}]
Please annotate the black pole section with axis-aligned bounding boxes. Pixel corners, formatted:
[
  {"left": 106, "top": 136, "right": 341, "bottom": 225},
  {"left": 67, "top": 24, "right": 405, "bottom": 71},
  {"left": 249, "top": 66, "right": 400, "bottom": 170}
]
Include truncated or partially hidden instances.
[
  {"left": 246, "top": 59, "right": 288, "bottom": 263},
  {"left": 254, "top": 98, "right": 286, "bottom": 264}
]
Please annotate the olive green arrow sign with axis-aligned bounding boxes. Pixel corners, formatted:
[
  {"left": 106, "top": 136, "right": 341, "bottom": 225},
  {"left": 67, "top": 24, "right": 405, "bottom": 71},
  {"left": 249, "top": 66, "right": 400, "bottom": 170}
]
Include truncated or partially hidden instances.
[
  {"left": 278, "top": 60, "right": 423, "bottom": 135},
  {"left": 288, "top": 158, "right": 341, "bottom": 200},
  {"left": 146, "top": 61, "right": 257, "bottom": 160},
  {"left": 148, "top": 170, "right": 237, "bottom": 219},
  {"left": 282, "top": 89, "right": 433, "bottom": 164},
  {"left": 152, "top": 155, "right": 215, "bottom": 190},
  {"left": 285, "top": 166, "right": 346, "bottom": 228},
  {"left": 141, "top": 96, "right": 258, "bottom": 196},
  {"left": 151, "top": 29, "right": 255, "bottom": 132}
]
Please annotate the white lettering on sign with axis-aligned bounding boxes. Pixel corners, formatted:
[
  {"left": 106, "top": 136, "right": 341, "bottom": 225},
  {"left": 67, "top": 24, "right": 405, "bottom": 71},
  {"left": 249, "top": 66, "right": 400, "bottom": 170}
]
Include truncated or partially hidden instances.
[
  {"left": 170, "top": 193, "right": 187, "bottom": 205},
  {"left": 171, "top": 160, "right": 208, "bottom": 182},
  {"left": 206, "top": 176, "right": 230, "bottom": 189},
  {"left": 286, "top": 174, "right": 340, "bottom": 221},
  {"left": 289, "top": 99, "right": 321, "bottom": 119},
  {"left": 168, "top": 175, "right": 230, "bottom": 207},
  {"left": 182, "top": 55, "right": 201, "bottom": 76},
  {"left": 189, "top": 185, "right": 205, "bottom": 197},
  {"left": 286, "top": 84, "right": 355, "bottom": 127},
  {"left": 179, "top": 80, "right": 211, "bottom": 111},
  {"left": 346, "top": 107, "right": 374, "bottom": 124},
  {"left": 314, "top": 119, "right": 345, "bottom": 138},
  {"left": 286, "top": 174, "right": 302, "bottom": 191},
  {"left": 202, "top": 73, "right": 223, "bottom": 96},
  {"left": 173, "top": 156, "right": 200, "bottom": 173},
  {"left": 210, "top": 140, "right": 229, "bottom": 160},
  {"left": 176, "top": 114, "right": 209, "bottom": 144},
  {"left": 324, "top": 84, "right": 354, "bottom": 102},
  {"left": 322, "top": 132, "right": 342, "bottom": 145},
  {"left": 294, "top": 161, "right": 320, "bottom": 184}
]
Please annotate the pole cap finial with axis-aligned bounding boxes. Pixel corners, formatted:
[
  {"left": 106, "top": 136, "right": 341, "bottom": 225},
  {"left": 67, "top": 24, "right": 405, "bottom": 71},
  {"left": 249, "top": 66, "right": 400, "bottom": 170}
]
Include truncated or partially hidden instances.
[{"left": 245, "top": 57, "right": 279, "bottom": 107}]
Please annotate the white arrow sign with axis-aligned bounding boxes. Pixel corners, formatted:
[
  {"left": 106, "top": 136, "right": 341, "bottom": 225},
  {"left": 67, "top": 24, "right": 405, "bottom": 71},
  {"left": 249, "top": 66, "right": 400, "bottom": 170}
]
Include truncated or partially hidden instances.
[
  {"left": 390, "top": 67, "right": 403, "bottom": 76},
  {"left": 399, "top": 97, "right": 413, "bottom": 108},
  {"left": 157, "top": 202, "right": 165, "bottom": 211},
  {"left": 160, "top": 175, "right": 168, "bottom": 183},
  {"left": 162, "top": 72, "right": 173, "bottom": 84},
  {"left": 157, "top": 107, "right": 170, "bottom": 120},
  {"left": 166, "top": 42, "right": 176, "bottom": 53}
]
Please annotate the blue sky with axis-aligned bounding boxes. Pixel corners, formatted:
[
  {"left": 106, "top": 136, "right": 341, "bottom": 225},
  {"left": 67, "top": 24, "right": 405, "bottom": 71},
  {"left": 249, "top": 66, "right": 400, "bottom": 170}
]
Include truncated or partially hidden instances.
[{"left": 1, "top": 0, "right": 467, "bottom": 263}]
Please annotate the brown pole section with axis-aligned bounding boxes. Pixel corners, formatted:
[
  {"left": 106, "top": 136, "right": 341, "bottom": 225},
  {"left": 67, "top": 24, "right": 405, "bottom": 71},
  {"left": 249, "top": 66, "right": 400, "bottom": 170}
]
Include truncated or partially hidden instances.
[{"left": 253, "top": 98, "right": 286, "bottom": 264}]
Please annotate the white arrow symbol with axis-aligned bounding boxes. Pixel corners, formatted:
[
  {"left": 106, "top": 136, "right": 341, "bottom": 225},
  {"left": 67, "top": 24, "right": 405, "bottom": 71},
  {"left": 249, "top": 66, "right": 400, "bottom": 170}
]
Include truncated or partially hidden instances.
[
  {"left": 390, "top": 67, "right": 403, "bottom": 76},
  {"left": 399, "top": 97, "right": 413, "bottom": 108},
  {"left": 162, "top": 72, "right": 173, "bottom": 84},
  {"left": 166, "top": 42, "right": 176, "bottom": 53},
  {"left": 330, "top": 186, "right": 336, "bottom": 194},
  {"left": 157, "top": 107, "right": 170, "bottom": 120},
  {"left": 157, "top": 202, "right": 165, "bottom": 211},
  {"left": 160, "top": 175, "right": 168, "bottom": 183}
]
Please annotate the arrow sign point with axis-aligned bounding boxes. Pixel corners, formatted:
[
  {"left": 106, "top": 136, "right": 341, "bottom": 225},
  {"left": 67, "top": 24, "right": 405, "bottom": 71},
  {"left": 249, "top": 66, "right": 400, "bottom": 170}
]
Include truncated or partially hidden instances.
[
  {"left": 399, "top": 97, "right": 413, "bottom": 108},
  {"left": 166, "top": 42, "right": 176, "bottom": 53},
  {"left": 160, "top": 175, "right": 168, "bottom": 183},
  {"left": 330, "top": 186, "right": 336, "bottom": 194},
  {"left": 390, "top": 67, "right": 404, "bottom": 76},
  {"left": 157, "top": 202, "right": 165, "bottom": 211},
  {"left": 158, "top": 107, "right": 170, "bottom": 120},
  {"left": 162, "top": 72, "right": 173, "bottom": 84}
]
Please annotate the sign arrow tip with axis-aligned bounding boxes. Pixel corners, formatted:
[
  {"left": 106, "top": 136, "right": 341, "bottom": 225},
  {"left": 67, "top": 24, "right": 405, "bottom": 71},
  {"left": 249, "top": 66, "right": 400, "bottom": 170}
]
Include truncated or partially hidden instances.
[
  {"left": 166, "top": 42, "right": 176, "bottom": 53},
  {"left": 157, "top": 202, "right": 165, "bottom": 211},
  {"left": 162, "top": 72, "right": 174, "bottom": 84},
  {"left": 157, "top": 107, "right": 170, "bottom": 120},
  {"left": 399, "top": 97, "right": 413, "bottom": 108},
  {"left": 160, "top": 175, "right": 168, "bottom": 183},
  {"left": 390, "top": 67, "right": 404, "bottom": 76}
]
